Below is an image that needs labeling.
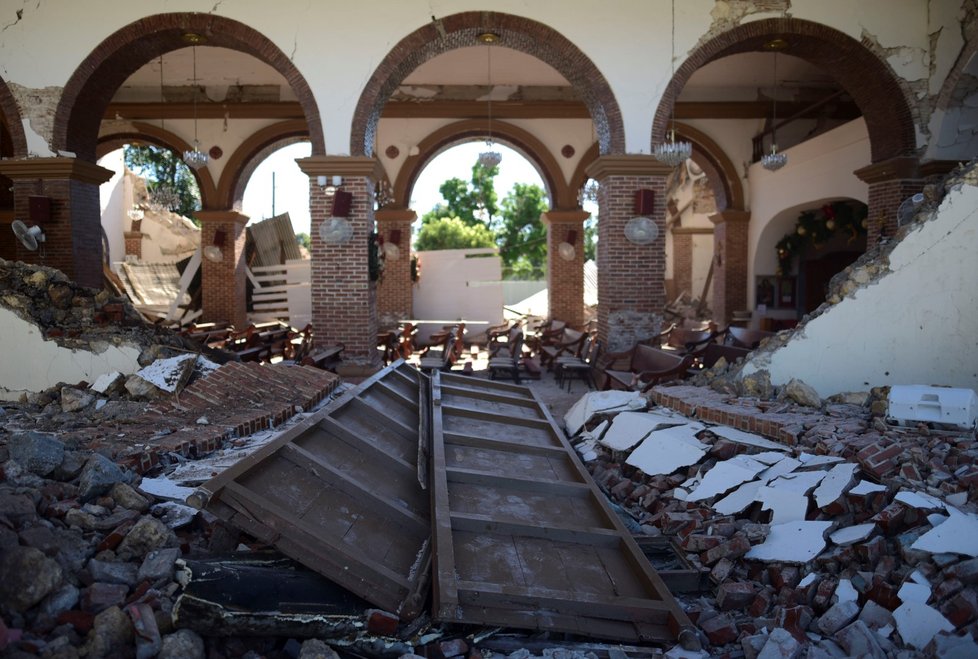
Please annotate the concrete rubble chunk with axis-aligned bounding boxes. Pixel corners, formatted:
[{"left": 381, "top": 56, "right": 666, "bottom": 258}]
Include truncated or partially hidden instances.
[
  {"left": 928, "top": 632, "right": 978, "bottom": 658},
  {"left": 834, "top": 578, "right": 858, "bottom": 603},
  {"left": 599, "top": 412, "right": 692, "bottom": 451},
  {"left": 893, "top": 601, "right": 954, "bottom": 650},
  {"left": 563, "top": 390, "right": 645, "bottom": 436},
  {"left": 0, "top": 545, "right": 64, "bottom": 612},
  {"left": 757, "top": 627, "right": 802, "bottom": 659},
  {"left": 781, "top": 378, "right": 822, "bottom": 408},
  {"left": 911, "top": 509, "right": 978, "bottom": 557},
  {"left": 626, "top": 425, "right": 708, "bottom": 476},
  {"left": 834, "top": 620, "right": 886, "bottom": 659},
  {"left": 82, "top": 605, "right": 135, "bottom": 659},
  {"left": 87, "top": 558, "right": 139, "bottom": 586},
  {"left": 830, "top": 523, "right": 876, "bottom": 546},
  {"left": 116, "top": 517, "right": 178, "bottom": 561},
  {"left": 708, "top": 425, "right": 788, "bottom": 451},
  {"left": 137, "top": 547, "right": 181, "bottom": 583},
  {"left": 61, "top": 385, "right": 95, "bottom": 412},
  {"left": 78, "top": 453, "right": 128, "bottom": 502},
  {"left": 91, "top": 370, "right": 125, "bottom": 394},
  {"left": 151, "top": 501, "right": 198, "bottom": 529},
  {"left": 813, "top": 463, "right": 858, "bottom": 508},
  {"left": 688, "top": 455, "right": 767, "bottom": 501},
  {"left": 817, "top": 599, "right": 861, "bottom": 635},
  {"left": 134, "top": 353, "right": 198, "bottom": 394},
  {"left": 857, "top": 600, "right": 895, "bottom": 631},
  {"left": 110, "top": 482, "right": 150, "bottom": 512},
  {"left": 745, "top": 521, "right": 833, "bottom": 563},
  {"left": 895, "top": 489, "right": 946, "bottom": 510},
  {"left": 9, "top": 430, "right": 65, "bottom": 476},
  {"left": 159, "top": 628, "right": 205, "bottom": 659}
]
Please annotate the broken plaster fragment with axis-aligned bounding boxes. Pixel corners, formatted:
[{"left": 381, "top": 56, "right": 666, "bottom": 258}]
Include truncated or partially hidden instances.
[
  {"left": 744, "top": 521, "right": 833, "bottom": 563},
  {"left": 813, "top": 463, "right": 858, "bottom": 508},
  {"left": 848, "top": 480, "right": 887, "bottom": 495},
  {"left": 708, "top": 425, "right": 787, "bottom": 451},
  {"left": 892, "top": 601, "right": 954, "bottom": 650},
  {"left": 625, "top": 426, "right": 707, "bottom": 477},
  {"left": 910, "top": 509, "right": 978, "bottom": 557},
  {"left": 686, "top": 456, "right": 767, "bottom": 502},
  {"left": 562, "top": 390, "right": 645, "bottom": 436},
  {"left": 767, "top": 470, "right": 828, "bottom": 496},
  {"left": 830, "top": 523, "right": 877, "bottom": 546},
  {"left": 599, "top": 413, "right": 694, "bottom": 452},
  {"left": 712, "top": 480, "right": 763, "bottom": 515},
  {"left": 895, "top": 489, "right": 947, "bottom": 511},
  {"left": 755, "top": 484, "right": 809, "bottom": 524}
]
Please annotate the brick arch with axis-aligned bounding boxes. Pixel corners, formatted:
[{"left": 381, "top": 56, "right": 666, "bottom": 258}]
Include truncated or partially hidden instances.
[
  {"left": 219, "top": 120, "right": 310, "bottom": 210},
  {"left": 0, "top": 76, "right": 27, "bottom": 157},
  {"left": 653, "top": 18, "right": 917, "bottom": 163},
  {"left": 351, "top": 11, "right": 624, "bottom": 158},
  {"left": 97, "top": 123, "right": 219, "bottom": 209},
  {"left": 391, "top": 119, "right": 575, "bottom": 211},
  {"left": 674, "top": 122, "right": 744, "bottom": 212},
  {"left": 569, "top": 142, "right": 601, "bottom": 197},
  {"left": 54, "top": 13, "right": 324, "bottom": 162}
]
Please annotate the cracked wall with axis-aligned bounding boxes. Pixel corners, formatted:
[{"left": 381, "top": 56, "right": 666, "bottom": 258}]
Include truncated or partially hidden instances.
[
  {"left": 737, "top": 161, "right": 978, "bottom": 398},
  {"left": 7, "top": 82, "right": 60, "bottom": 156}
]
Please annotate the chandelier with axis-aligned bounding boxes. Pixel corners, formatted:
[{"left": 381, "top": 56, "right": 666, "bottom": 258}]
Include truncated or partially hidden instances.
[
  {"left": 182, "top": 34, "right": 208, "bottom": 171},
  {"left": 148, "top": 54, "right": 180, "bottom": 211},
  {"left": 654, "top": 0, "right": 692, "bottom": 168},
  {"left": 476, "top": 31, "right": 502, "bottom": 169},
  {"left": 761, "top": 40, "right": 788, "bottom": 171}
]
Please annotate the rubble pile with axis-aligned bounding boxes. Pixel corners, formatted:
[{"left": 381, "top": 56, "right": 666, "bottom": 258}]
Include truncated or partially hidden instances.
[
  {"left": 565, "top": 390, "right": 978, "bottom": 657},
  {"left": 0, "top": 258, "right": 200, "bottom": 357}
]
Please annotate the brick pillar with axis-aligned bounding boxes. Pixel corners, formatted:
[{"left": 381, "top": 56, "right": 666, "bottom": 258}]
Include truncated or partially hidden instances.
[
  {"left": 196, "top": 210, "right": 248, "bottom": 328},
  {"left": 586, "top": 156, "right": 670, "bottom": 353},
  {"left": 854, "top": 157, "right": 923, "bottom": 248},
  {"left": 543, "top": 210, "right": 589, "bottom": 329},
  {"left": 709, "top": 210, "right": 750, "bottom": 326},
  {"left": 0, "top": 157, "right": 112, "bottom": 288},
  {"left": 124, "top": 219, "right": 143, "bottom": 260},
  {"left": 297, "top": 156, "right": 383, "bottom": 369},
  {"left": 375, "top": 208, "right": 415, "bottom": 327}
]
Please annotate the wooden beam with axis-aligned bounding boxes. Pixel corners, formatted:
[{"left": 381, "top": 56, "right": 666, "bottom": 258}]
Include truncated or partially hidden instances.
[{"left": 449, "top": 511, "right": 622, "bottom": 547}]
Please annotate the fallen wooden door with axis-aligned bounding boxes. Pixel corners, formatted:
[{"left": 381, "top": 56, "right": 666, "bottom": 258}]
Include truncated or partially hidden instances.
[
  {"left": 191, "top": 361, "right": 431, "bottom": 619},
  {"left": 429, "top": 371, "right": 696, "bottom": 644}
]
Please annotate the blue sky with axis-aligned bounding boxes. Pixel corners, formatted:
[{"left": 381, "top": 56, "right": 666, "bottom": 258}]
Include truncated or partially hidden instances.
[{"left": 241, "top": 142, "right": 547, "bottom": 237}]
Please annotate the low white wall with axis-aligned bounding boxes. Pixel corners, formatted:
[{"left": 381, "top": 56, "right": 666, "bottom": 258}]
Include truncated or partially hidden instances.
[
  {"left": 502, "top": 280, "right": 547, "bottom": 305},
  {"left": 412, "top": 248, "right": 504, "bottom": 344},
  {"left": 0, "top": 309, "right": 143, "bottom": 400},
  {"left": 741, "top": 174, "right": 978, "bottom": 397}
]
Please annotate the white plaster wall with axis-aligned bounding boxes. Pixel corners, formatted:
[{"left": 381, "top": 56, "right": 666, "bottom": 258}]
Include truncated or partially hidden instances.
[
  {"left": 98, "top": 149, "right": 126, "bottom": 266},
  {"left": 746, "top": 119, "right": 871, "bottom": 308},
  {"left": 0, "top": 309, "right": 142, "bottom": 400},
  {"left": 741, "top": 173, "right": 978, "bottom": 397},
  {"left": 0, "top": 1, "right": 944, "bottom": 156},
  {"left": 412, "top": 248, "right": 504, "bottom": 344}
]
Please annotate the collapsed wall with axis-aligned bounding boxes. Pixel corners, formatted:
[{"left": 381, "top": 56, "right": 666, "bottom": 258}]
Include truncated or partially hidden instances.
[
  {"left": 737, "top": 161, "right": 978, "bottom": 398},
  {"left": 0, "top": 259, "right": 202, "bottom": 400}
]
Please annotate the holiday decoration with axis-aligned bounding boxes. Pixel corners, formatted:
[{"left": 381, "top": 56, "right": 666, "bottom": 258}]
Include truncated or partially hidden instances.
[{"left": 775, "top": 201, "right": 867, "bottom": 275}]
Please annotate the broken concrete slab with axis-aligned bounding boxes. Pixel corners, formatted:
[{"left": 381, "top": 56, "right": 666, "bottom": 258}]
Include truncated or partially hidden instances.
[
  {"left": 599, "top": 413, "right": 696, "bottom": 452},
  {"left": 707, "top": 425, "right": 788, "bottom": 451},
  {"left": 829, "top": 523, "right": 877, "bottom": 546},
  {"left": 745, "top": 521, "right": 833, "bottom": 563},
  {"left": 625, "top": 425, "right": 708, "bottom": 476},
  {"left": 895, "top": 489, "right": 947, "bottom": 510},
  {"left": 911, "top": 509, "right": 978, "bottom": 557},
  {"left": 562, "top": 390, "right": 646, "bottom": 436},
  {"left": 767, "top": 470, "right": 828, "bottom": 496},
  {"left": 756, "top": 485, "right": 809, "bottom": 524},
  {"left": 687, "top": 456, "right": 767, "bottom": 502},
  {"left": 848, "top": 480, "right": 887, "bottom": 496},
  {"left": 813, "top": 463, "right": 858, "bottom": 508},
  {"left": 892, "top": 601, "right": 954, "bottom": 650},
  {"left": 132, "top": 353, "right": 198, "bottom": 394},
  {"left": 757, "top": 456, "right": 802, "bottom": 483},
  {"left": 712, "top": 480, "right": 764, "bottom": 516}
]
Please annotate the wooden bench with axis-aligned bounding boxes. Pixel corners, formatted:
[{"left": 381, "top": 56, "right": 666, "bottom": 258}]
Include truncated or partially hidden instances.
[
  {"left": 301, "top": 344, "right": 345, "bottom": 370},
  {"left": 597, "top": 344, "right": 694, "bottom": 392}
]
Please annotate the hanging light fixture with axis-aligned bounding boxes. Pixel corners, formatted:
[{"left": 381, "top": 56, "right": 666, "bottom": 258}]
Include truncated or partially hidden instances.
[
  {"left": 149, "top": 53, "right": 181, "bottom": 212},
  {"left": 654, "top": 0, "right": 692, "bottom": 168},
  {"left": 476, "top": 31, "right": 502, "bottom": 169},
  {"left": 761, "top": 39, "right": 788, "bottom": 171},
  {"left": 182, "top": 33, "right": 208, "bottom": 170}
]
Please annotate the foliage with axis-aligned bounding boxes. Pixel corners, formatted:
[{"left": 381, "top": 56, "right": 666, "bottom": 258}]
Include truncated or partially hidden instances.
[
  {"left": 124, "top": 144, "right": 201, "bottom": 220},
  {"left": 583, "top": 214, "right": 597, "bottom": 262},
  {"left": 410, "top": 254, "right": 421, "bottom": 283},
  {"left": 419, "top": 161, "right": 499, "bottom": 227},
  {"left": 295, "top": 232, "right": 311, "bottom": 249},
  {"left": 368, "top": 232, "right": 384, "bottom": 282},
  {"left": 775, "top": 201, "right": 868, "bottom": 275},
  {"left": 496, "top": 183, "right": 548, "bottom": 279},
  {"left": 415, "top": 217, "right": 497, "bottom": 251}
]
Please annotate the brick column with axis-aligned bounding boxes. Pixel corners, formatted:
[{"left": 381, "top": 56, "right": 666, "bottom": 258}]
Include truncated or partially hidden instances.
[
  {"left": 0, "top": 157, "right": 112, "bottom": 288},
  {"left": 124, "top": 218, "right": 143, "bottom": 260},
  {"left": 196, "top": 210, "right": 248, "bottom": 328},
  {"left": 543, "top": 210, "right": 589, "bottom": 329},
  {"left": 375, "top": 208, "right": 416, "bottom": 327},
  {"left": 586, "top": 156, "right": 671, "bottom": 352},
  {"left": 854, "top": 157, "right": 923, "bottom": 248},
  {"left": 671, "top": 230, "right": 693, "bottom": 298},
  {"left": 709, "top": 210, "right": 750, "bottom": 326},
  {"left": 297, "top": 156, "right": 383, "bottom": 369}
]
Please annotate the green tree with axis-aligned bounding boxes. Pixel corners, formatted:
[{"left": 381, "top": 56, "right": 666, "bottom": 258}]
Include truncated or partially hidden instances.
[
  {"left": 295, "top": 232, "right": 311, "bottom": 249},
  {"left": 419, "top": 161, "right": 499, "bottom": 227},
  {"left": 497, "top": 182, "right": 548, "bottom": 279},
  {"left": 584, "top": 214, "right": 597, "bottom": 262},
  {"left": 415, "top": 217, "right": 496, "bottom": 251},
  {"left": 124, "top": 144, "right": 201, "bottom": 220}
]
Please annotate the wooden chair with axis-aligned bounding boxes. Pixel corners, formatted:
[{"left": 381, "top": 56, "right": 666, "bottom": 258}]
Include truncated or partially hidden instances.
[
  {"left": 596, "top": 344, "right": 694, "bottom": 393},
  {"left": 539, "top": 328, "right": 587, "bottom": 370},
  {"left": 524, "top": 318, "right": 567, "bottom": 355},
  {"left": 657, "top": 326, "right": 716, "bottom": 357},
  {"left": 418, "top": 334, "right": 458, "bottom": 372},
  {"left": 488, "top": 330, "right": 526, "bottom": 384},
  {"left": 555, "top": 337, "right": 601, "bottom": 392},
  {"left": 488, "top": 322, "right": 521, "bottom": 358},
  {"left": 396, "top": 323, "right": 419, "bottom": 359}
]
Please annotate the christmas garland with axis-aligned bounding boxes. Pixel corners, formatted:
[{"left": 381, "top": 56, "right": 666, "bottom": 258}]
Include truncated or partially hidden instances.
[{"left": 775, "top": 201, "right": 868, "bottom": 275}]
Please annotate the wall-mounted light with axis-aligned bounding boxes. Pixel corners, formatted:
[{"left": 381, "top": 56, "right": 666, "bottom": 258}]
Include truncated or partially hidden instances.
[
  {"left": 203, "top": 227, "right": 226, "bottom": 263},
  {"left": 317, "top": 175, "right": 343, "bottom": 197}
]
